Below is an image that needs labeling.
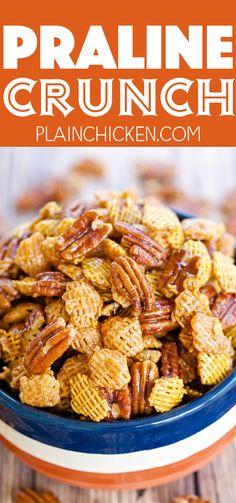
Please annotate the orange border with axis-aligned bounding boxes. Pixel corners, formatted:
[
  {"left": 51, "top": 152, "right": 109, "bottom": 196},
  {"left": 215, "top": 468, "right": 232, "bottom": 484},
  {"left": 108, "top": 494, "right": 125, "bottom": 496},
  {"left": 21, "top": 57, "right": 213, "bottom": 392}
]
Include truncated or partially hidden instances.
[{"left": 1, "top": 427, "right": 236, "bottom": 490}]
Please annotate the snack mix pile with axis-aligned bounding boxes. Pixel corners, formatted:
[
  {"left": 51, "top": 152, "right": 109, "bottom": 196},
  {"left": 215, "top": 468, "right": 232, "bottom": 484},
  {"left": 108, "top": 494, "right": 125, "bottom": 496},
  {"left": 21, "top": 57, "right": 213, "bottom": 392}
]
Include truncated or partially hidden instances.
[
  {"left": 13, "top": 489, "right": 213, "bottom": 503},
  {"left": 0, "top": 191, "right": 235, "bottom": 422}
]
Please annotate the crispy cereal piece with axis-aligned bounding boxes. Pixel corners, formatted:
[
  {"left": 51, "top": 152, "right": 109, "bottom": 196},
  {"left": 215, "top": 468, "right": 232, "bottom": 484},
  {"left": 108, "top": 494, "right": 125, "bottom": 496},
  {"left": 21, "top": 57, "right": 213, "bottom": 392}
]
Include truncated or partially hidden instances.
[
  {"left": 63, "top": 279, "right": 102, "bottom": 328},
  {"left": 139, "top": 298, "right": 178, "bottom": 336},
  {"left": 71, "top": 372, "right": 108, "bottom": 421},
  {"left": 36, "top": 271, "right": 67, "bottom": 297},
  {"left": 0, "top": 327, "right": 23, "bottom": 363},
  {"left": 57, "top": 354, "right": 89, "bottom": 411},
  {"left": 198, "top": 351, "right": 232, "bottom": 385},
  {"left": 89, "top": 348, "right": 130, "bottom": 389},
  {"left": 182, "top": 218, "right": 225, "bottom": 241},
  {"left": 174, "top": 290, "right": 211, "bottom": 328},
  {"left": 102, "top": 238, "right": 127, "bottom": 260},
  {"left": 71, "top": 326, "right": 101, "bottom": 355},
  {"left": 15, "top": 232, "right": 50, "bottom": 276},
  {"left": 44, "top": 299, "right": 68, "bottom": 325},
  {"left": 130, "top": 360, "right": 158, "bottom": 415},
  {"left": 114, "top": 222, "right": 167, "bottom": 268},
  {"left": 14, "top": 488, "right": 60, "bottom": 503},
  {"left": 39, "top": 201, "right": 62, "bottom": 219},
  {"left": 143, "top": 204, "right": 184, "bottom": 248},
  {"left": 41, "top": 237, "right": 60, "bottom": 266},
  {"left": 101, "top": 316, "right": 144, "bottom": 357},
  {"left": 24, "top": 318, "right": 75, "bottom": 375},
  {"left": 212, "top": 252, "right": 236, "bottom": 293},
  {"left": 3, "top": 302, "right": 37, "bottom": 325},
  {"left": 134, "top": 349, "right": 162, "bottom": 363},
  {"left": 9, "top": 359, "right": 27, "bottom": 390},
  {"left": 31, "top": 218, "right": 59, "bottom": 237},
  {"left": 13, "top": 277, "right": 37, "bottom": 297},
  {"left": 57, "top": 262, "right": 83, "bottom": 280},
  {"left": 143, "top": 335, "right": 162, "bottom": 349},
  {"left": 0, "top": 278, "right": 19, "bottom": 311},
  {"left": 143, "top": 204, "right": 180, "bottom": 233},
  {"left": 179, "top": 329, "right": 196, "bottom": 354},
  {"left": 105, "top": 195, "right": 142, "bottom": 225},
  {"left": 161, "top": 341, "right": 180, "bottom": 378},
  {"left": 20, "top": 371, "right": 60, "bottom": 407},
  {"left": 110, "top": 257, "right": 155, "bottom": 312},
  {"left": 211, "top": 293, "right": 236, "bottom": 332},
  {"left": 101, "top": 301, "right": 120, "bottom": 317},
  {"left": 217, "top": 231, "right": 235, "bottom": 258},
  {"left": 55, "top": 218, "right": 75, "bottom": 235},
  {"left": 191, "top": 312, "right": 230, "bottom": 354},
  {"left": 149, "top": 376, "right": 186, "bottom": 413},
  {"left": 57, "top": 210, "right": 112, "bottom": 263},
  {"left": 171, "top": 495, "right": 212, "bottom": 503},
  {"left": 82, "top": 257, "right": 111, "bottom": 290},
  {"left": 182, "top": 240, "right": 212, "bottom": 288}
]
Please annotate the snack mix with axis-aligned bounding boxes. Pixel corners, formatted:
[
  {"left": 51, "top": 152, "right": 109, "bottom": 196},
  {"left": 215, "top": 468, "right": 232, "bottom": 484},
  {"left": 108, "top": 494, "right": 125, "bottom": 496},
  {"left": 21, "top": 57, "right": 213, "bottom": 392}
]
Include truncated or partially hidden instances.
[
  {"left": 13, "top": 489, "right": 213, "bottom": 503},
  {"left": 0, "top": 191, "right": 235, "bottom": 422}
]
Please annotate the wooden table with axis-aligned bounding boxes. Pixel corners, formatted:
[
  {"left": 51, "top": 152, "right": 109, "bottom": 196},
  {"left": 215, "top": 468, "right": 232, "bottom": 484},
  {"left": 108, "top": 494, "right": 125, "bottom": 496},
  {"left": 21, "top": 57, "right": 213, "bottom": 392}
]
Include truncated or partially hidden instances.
[
  {"left": 0, "top": 440, "right": 236, "bottom": 503},
  {"left": 0, "top": 147, "right": 236, "bottom": 503}
]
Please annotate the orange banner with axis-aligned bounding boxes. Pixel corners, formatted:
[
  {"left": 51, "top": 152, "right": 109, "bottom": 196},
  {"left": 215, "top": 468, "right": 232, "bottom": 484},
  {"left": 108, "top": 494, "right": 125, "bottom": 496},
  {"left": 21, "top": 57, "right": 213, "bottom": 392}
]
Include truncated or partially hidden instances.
[{"left": 0, "top": 0, "right": 235, "bottom": 146}]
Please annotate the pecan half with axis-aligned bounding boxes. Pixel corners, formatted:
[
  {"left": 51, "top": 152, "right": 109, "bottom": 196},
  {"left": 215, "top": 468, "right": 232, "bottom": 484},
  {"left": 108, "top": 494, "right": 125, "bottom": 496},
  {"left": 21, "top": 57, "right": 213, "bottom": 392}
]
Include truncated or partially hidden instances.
[
  {"left": 160, "top": 341, "right": 180, "bottom": 377},
  {"left": 139, "top": 298, "right": 178, "bottom": 336},
  {"left": 56, "top": 210, "right": 112, "bottom": 263},
  {"left": 211, "top": 292, "right": 236, "bottom": 332},
  {"left": 101, "top": 386, "right": 132, "bottom": 420},
  {"left": 114, "top": 222, "right": 167, "bottom": 268},
  {"left": 14, "top": 489, "right": 60, "bottom": 503},
  {"left": 36, "top": 271, "right": 67, "bottom": 297},
  {"left": 130, "top": 360, "right": 159, "bottom": 415},
  {"left": 110, "top": 257, "right": 155, "bottom": 312},
  {"left": 158, "top": 249, "right": 199, "bottom": 298},
  {"left": 24, "top": 318, "right": 74, "bottom": 375},
  {"left": 179, "top": 346, "right": 198, "bottom": 384}
]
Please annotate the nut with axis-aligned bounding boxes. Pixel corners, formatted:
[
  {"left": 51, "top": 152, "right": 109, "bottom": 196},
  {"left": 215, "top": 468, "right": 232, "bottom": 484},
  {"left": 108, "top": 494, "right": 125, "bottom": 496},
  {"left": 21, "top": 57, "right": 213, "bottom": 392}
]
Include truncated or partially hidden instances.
[
  {"left": 110, "top": 256, "right": 155, "bottom": 312},
  {"left": 130, "top": 360, "right": 158, "bottom": 415},
  {"left": 24, "top": 318, "right": 74, "bottom": 375},
  {"left": 56, "top": 210, "right": 112, "bottom": 263}
]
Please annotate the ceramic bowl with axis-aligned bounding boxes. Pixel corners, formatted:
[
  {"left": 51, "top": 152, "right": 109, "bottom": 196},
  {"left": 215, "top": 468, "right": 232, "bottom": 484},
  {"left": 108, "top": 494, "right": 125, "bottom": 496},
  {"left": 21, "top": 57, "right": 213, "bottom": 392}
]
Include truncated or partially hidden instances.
[{"left": 0, "top": 210, "right": 235, "bottom": 489}]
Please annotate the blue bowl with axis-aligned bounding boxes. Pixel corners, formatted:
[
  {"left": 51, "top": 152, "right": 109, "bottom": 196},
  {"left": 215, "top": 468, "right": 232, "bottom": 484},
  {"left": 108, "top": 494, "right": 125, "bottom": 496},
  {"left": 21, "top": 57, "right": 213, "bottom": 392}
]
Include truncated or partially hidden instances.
[{"left": 0, "top": 210, "right": 235, "bottom": 489}]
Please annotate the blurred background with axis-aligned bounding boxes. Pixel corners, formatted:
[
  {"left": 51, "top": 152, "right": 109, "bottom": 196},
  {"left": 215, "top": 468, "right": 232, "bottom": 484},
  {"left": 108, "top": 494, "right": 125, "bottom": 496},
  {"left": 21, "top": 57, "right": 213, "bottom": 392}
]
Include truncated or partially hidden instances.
[{"left": 0, "top": 146, "right": 236, "bottom": 235}]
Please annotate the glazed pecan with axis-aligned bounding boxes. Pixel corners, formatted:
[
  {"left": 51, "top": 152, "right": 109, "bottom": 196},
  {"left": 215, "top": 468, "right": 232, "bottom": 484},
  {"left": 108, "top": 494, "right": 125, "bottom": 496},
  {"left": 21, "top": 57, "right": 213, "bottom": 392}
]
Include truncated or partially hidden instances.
[
  {"left": 24, "top": 318, "right": 75, "bottom": 375},
  {"left": 114, "top": 222, "right": 167, "bottom": 268},
  {"left": 158, "top": 249, "right": 199, "bottom": 298},
  {"left": 14, "top": 488, "right": 60, "bottom": 503},
  {"left": 200, "top": 283, "right": 218, "bottom": 307},
  {"left": 0, "top": 278, "right": 18, "bottom": 310},
  {"left": 36, "top": 271, "right": 67, "bottom": 297},
  {"left": 171, "top": 495, "right": 212, "bottom": 503},
  {"left": 130, "top": 360, "right": 159, "bottom": 415},
  {"left": 100, "top": 386, "right": 132, "bottom": 420},
  {"left": 179, "top": 346, "right": 198, "bottom": 384},
  {"left": 211, "top": 292, "right": 236, "bottom": 332},
  {"left": 161, "top": 341, "right": 180, "bottom": 377},
  {"left": 139, "top": 298, "right": 178, "bottom": 336},
  {"left": 56, "top": 210, "right": 112, "bottom": 263},
  {"left": 110, "top": 256, "right": 155, "bottom": 313}
]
